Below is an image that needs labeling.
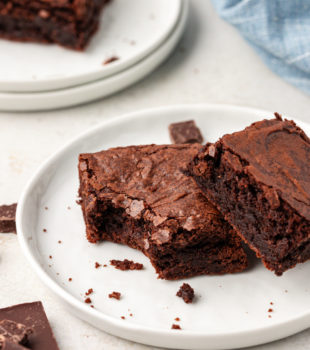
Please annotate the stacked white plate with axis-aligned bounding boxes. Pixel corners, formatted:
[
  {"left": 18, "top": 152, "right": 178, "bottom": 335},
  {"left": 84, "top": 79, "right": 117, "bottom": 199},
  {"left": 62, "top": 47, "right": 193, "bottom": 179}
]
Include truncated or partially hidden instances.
[{"left": 0, "top": 0, "right": 187, "bottom": 111}]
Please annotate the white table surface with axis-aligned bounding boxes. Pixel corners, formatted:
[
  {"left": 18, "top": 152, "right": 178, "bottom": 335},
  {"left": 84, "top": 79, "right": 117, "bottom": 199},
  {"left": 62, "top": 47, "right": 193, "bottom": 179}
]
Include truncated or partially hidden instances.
[{"left": 1, "top": 1, "right": 310, "bottom": 349}]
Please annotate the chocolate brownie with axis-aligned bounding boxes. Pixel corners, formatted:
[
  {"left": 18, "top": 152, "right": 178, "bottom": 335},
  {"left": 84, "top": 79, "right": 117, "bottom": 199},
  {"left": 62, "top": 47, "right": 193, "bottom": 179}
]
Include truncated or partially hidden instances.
[
  {"left": 189, "top": 114, "right": 310, "bottom": 275},
  {"left": 0, "top": 0, "right": 110, "bottom": 50},
  {"left": 78, "top": 144, "right": 248, "bottom": 280}
]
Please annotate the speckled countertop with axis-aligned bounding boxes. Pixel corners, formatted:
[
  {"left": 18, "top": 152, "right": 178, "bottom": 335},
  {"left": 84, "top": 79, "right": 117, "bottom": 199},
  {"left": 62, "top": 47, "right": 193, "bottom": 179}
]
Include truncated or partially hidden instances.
[{"left": 0, "top": 1, "right": 310, "bottom": 349}]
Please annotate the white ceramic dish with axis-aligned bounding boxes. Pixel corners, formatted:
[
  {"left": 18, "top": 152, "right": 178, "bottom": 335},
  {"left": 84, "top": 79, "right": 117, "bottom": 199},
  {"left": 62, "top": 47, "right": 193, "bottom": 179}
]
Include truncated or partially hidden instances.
[
  {"left": 0, "top": 0, "right": 182, "bottom": 92},
  {"left": 0, "top": 2, "right": 187, "bottom": 112},
  {"left": 17, "top": 104, "right": 310, "bottom": 350}
]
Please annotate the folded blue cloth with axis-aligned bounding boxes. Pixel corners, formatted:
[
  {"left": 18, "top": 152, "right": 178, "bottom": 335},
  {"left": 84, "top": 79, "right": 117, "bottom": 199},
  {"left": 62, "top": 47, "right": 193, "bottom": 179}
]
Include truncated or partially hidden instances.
[{"left": 211, "top": 0, "right": 310, "bottom": 94}]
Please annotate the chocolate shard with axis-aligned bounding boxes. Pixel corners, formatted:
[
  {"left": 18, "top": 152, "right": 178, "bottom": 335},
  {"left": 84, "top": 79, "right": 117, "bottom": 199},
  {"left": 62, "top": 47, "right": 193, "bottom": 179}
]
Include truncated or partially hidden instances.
[
  {"left": 169, "top": 120, "right": 203, "bottom": 144},
  {"left": 0, "top": 203, "right": 17, "bottom": 233},
  {"left": 0, "top": 302, "right": 59, "bottom": 350}
]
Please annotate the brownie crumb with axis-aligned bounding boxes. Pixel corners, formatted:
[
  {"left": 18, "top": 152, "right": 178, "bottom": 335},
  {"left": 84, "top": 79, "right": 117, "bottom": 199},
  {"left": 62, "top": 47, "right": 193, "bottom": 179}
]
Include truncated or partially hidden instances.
[
  {"left": 103, "top": 264, "right": 107, "bottom": 267},
  {"left": 58, "top": 240, "right": 62, "bottom": 244},
  {"left": 270, "top": 302, "right": 274, "bottom": 305},
  {"left": 268, "top": 308, "right": 273, "bottom": 313},
  {"left": 49, "top": 255, "right": 52, "bottom": 259},
  {"left": 95, "top": 262, "right": 101, "bottom": 269},
  {"left": 121, "top": 316, "right": 125, "bottom": 320},
  {"left": 43, "top": 229, "right": 47, "bottom": 232},
  {"left": 85, "top": 288, "right": 93, "bottom": 296},
  {"left": 169, "top": 120, "right": 203, "bottom": 144},
  {"left": 110, "top": 259, "right": 143, "bottom": 271},
  {"left": 68, "top": 278, "right": 72, "bottom": 282},
  {"left": 44, "top": 206, "right": 48, "bottom": 210},
  {"left": 108, "top": 292, "right": 121, "bottom": 300},
  {"left": 175, "top": 317, "right": 180, "bottom": 321},
  {"left": 268, "top": 315, "right": 272, "bottom": 318},
  {"left": 103, "top": 56, "right": 119, "bottom": 65},
  {"left": 67, "top": 206, "right": 71, "bottom": 210},
  {"left": 171, "top": 324, "right": 181, "bottom": 330},
  {"left": 90, "top": 305, "right": 94, "bottom": 308},
  {"left": 129, "top": 313, "right": 133, "bottom": 317},
  {"left": 176, "top": 283, "right": 195, "bottom": 303},
  {"left": 84, "top": 298, "right": 92, "bottom": 304}
]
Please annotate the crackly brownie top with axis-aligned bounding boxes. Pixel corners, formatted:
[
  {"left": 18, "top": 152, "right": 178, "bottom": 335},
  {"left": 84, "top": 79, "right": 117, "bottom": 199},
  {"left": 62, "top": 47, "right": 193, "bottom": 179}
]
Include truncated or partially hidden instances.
[
  {"left": 79, "top": 144, "right": 225, "bottom": 239},
  {"left": 214, "top": 115, "right": 310, "bottom": 220}
]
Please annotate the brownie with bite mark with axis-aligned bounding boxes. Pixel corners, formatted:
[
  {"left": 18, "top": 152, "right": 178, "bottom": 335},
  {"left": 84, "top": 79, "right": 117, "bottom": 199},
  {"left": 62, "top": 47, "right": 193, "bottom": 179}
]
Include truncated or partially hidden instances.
[{"left": 78, "top": 144, "right": 248, "bottom": 280}]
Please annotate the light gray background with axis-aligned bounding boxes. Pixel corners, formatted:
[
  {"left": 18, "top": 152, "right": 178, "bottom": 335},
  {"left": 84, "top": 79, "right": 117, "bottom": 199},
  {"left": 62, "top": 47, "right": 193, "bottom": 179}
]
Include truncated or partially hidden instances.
[{"left": 0, "top": 1, "right": 309, "bottom": 349}]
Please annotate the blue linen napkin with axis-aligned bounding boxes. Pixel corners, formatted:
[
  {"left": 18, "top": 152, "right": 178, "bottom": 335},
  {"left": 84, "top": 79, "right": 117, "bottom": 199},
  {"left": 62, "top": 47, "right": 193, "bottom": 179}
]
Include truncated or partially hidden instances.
[{"left": 211, "top": 0, "right": 310, "bottom": 94}]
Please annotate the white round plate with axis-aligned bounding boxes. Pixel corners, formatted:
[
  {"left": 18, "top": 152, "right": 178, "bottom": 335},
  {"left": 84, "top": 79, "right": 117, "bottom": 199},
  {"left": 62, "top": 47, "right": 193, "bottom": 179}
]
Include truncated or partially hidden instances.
[
  {"left": 17, "top": 105, "right": 310, "bottom": 350},
  {"left": 0, "top": 0, "right": 182, "bottom": 92},
  {"left": 0, "top": 2, "right": 187, "bottom": 112}
]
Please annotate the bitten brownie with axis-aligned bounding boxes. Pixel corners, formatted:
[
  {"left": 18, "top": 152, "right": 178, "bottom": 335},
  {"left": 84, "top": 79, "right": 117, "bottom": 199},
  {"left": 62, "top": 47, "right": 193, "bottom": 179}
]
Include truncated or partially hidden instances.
[
  {"left": 78, "top": 144, "right": 248, "bottom": 280},
  {"left": 0, "top": 0, "right": 110, "bottom": 50},
  {"left": 189, "top": 114, "right": 310, "bottom": 275}
]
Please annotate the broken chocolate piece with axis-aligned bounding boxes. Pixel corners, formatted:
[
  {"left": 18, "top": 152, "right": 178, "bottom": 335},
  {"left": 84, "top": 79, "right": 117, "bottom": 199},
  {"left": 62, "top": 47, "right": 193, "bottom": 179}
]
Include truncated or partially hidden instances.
[
  {"left": 169, "top": 120, "right": 203, "bottom": 144},
  {"left": 0, "top": 204, "right": 17, "bottom": 233},
  {"left": 110, "top": 259, "right": 143, "bottom": 271},
  {"left": 0, "top": 302, "right": 59, "bottom": 350},
  {"left": 176, "top": 283, "right": 195, "bottom": 303}
]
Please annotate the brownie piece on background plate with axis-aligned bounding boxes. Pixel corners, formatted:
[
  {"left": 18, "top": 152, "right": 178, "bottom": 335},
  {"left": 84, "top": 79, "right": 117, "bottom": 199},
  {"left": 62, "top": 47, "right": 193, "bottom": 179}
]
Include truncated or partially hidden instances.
[
  {"left": 189, "top": 114, "right": 310, "bottom": 275},
  {"left": 0, "top": 0, "right": 110, "bottom": 50},
  {"left": 169, "top": 120, "right": 203, "bottom": 144},
  {"left": 78, "top": 144, "right": 248, "bottom": 280}
]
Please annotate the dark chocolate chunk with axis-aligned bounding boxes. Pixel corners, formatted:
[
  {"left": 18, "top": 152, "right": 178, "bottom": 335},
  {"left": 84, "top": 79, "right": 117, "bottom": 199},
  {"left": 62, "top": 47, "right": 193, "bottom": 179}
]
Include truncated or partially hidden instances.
[
  {"left": 0, "top": 320, "right": 32, "bottom": 347},
  {"left": 110, "top": 259, "right": 143, "bottom": 271},
  {"left": 176, "top": 283, "right": 195, "bottom": 303},
  {"left": 0, "top": 204, "right": 17, "bottom": 233},
  {"left": 0, "top": 302, "right": 59, "bottom": 350},
  {"left": 169, "top": 120, "right": 203, "bottom": 144}
]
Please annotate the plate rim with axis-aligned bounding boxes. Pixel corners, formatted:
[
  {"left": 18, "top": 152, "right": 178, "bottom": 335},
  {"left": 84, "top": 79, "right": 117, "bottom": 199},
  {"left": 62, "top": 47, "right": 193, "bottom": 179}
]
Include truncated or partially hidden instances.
[
  {"left": 16, "top": 104, "right": 310, "bottom": 349},
  {"left": 0, "top": 0, "right": 183, "bottom": 92}
]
